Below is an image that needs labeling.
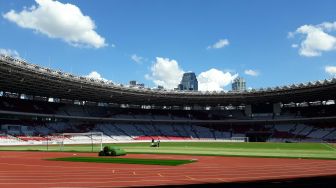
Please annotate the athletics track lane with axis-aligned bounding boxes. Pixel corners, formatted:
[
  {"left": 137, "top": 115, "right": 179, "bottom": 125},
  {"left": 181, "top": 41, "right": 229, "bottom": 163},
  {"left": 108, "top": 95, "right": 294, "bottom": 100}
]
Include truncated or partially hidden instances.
[{"left": 0, "top": 151, "right": 336, "bottom": 187}]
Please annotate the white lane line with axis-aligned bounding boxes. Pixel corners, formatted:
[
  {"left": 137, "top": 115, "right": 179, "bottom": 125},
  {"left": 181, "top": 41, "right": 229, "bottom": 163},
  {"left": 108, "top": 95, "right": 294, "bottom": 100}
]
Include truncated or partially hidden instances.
[
  {"left": 3, "top": 166, "right": 333, "bottom": 179},
  {"left": 185, "top": 176, "right": 195, "bottom": 180},
  {"left": 0, "top": 179, "right": 174, "bottom": 185},
  {"left": 1, "top": 160, "right": 334, "bottom": 172}
]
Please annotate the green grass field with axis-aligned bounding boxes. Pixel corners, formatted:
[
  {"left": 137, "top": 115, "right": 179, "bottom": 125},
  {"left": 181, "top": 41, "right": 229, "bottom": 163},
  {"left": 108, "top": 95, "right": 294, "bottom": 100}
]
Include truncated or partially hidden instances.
[
  {"left": 1, "top": 142, "right": 336, "bottom": 160},
  {"left": 48, "top": 157, "right": 195, "bottom": 166}
]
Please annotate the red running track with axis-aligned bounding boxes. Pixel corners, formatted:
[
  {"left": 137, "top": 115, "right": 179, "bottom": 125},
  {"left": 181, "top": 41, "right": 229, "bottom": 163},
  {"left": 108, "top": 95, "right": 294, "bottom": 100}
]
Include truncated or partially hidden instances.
[{"left": 0, "top": 151, "right": 336, "bottom": 187}]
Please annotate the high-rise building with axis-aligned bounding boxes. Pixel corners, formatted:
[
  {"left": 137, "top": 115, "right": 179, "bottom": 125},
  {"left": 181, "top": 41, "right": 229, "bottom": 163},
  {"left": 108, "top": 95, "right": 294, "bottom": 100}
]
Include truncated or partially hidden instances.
[
  {"left": 178, "top": 72, "right": 198, "bottom": 91},
  {"left": 129, "top": 80, "right": 144, "bottom": 88},
  {"left": 232, "top": 77, "right": 246, "bottom": 91},
  {"left": 129, "top": 80, "right": 137, "bottom": 86}
]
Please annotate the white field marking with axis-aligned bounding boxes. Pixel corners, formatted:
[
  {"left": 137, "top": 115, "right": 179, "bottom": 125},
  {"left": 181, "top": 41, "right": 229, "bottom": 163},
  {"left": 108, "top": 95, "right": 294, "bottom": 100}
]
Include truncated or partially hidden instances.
[
  {"left": 322, "top": 143, "right": 336, "bottom": 151},
  {"left": 0, "top": 171, "right": 335, "bottom": 182},
  {"left": 130, "top": 166, "right": 336, "bottom": 178},
  {"left": 158, "top": 173, "right": 163, "bottom": 177},
  {"left": 180, "top": 162, "right": 336, "bottom": 169},
  {"left": 0, "top": 171, "right": 160, "bottom": 176},
  {"left": 217, "top": 171, "right": 335, "bottom": 182},
  {"left": 1, "top": 167, "right": 333, "bottom": 181},
  {"left": 0, "top": 163, "right": 335, "bottom": 178},
  {"left": 0, "top": 176, "right": 187, "bottom": 182},
  {"left": 0, "top": 179, "right": 175, "bottom": 185},
  {"left": 126, "top": 146, "right": 331, "bottom": 152},
  {"left": 112, "top": 169, "right": 115, "bottom": 174},
  {"left": 174, "top": 162, "right": 336, "bottom": 170},
  {"left": 1, "top": 159, "right": 335, "bottom": 173},
  {"left": 149, "top": 169, "right": 336, "bottom": 178},
  {"left": 119, "top": 162, "right": 336, "bottom": 173},
  {"left": 0, "top": 171, "right": 334, "bottom": 185},
  {"left": 3, "top": 154, "right": 336, "bottom": 168},
  {"left": 151, "top": 171, "right": 336, "bottom": 183},
  {"left": 0, "top": 171, "right": 334, "bottom": 181},
  {"left": 0, "top": 164, "right": 335, "bottom": 178},
  {"left": 217, "top": 178, "right": 228, "bottom": 182},
  {"left": 0, "top": 171, "right": 334, "bottom": 186},
  {"left": 49, "top": 187, "right": 89, "bottom": 188},
  {"left": 0, "top": 173, "right": 174, "bottom": 179},
  {"left": 178, "top": 161, "right": 336, "bottom": 169},
  {"left": 122, "top": 168, "right": 333, "bottom": 177},
  {"left": 0, "top": 162, "right": 175, "bottom": 170},
  {"left": 133, "top": 171, "right": 136, "bottom": 175},
  {"left": 1, "top": 171, "right": 332, "bottom": 187},
  {"left": 157, "top": 169, "right": 336, "bottom": 179},
  {"left": 0, "top": 159, "right": 334, "bottom": 172},
  {"left": 185, "top": 176, "right": 195, "bottom": 180},
  {"left": 2, "top": 157, "right": 330, "bottom": 178}
]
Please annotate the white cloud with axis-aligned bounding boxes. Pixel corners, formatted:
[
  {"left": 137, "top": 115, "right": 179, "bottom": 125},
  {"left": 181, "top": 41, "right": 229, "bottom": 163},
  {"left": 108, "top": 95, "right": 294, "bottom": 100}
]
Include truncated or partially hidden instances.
[
  {"left": 318, "top": 22, "right": 336, "bottom": 31},
  {"left": 0, "top": 48, "right": 20, "bottom": 58},
  {"left": 3, "top": 0, "right": 106, "bottom": 48},
  {"left": 131, "top": 54, "right": 143, "bottom": 64},
  {"left": 287, "top": 32, "right": 295, "bottom": 38},
  {"left": 145, "top": 57, "right": 184, "bottom": 89},
  {"left": 146, "top": 57, "right": 237, "bottom": 91},
  {"left": 244, "top": 69, "right": 259, "bottom": 76},
  {"left": 198, "top": 69, "right": 238, "bottom": 91},
  {"left": 291, "top": 44, "right": 298, "bottom": 48},
  {"left": 86, "top": 71, "right": 107, "bottom": 81},
  {"left": 325, "top": 66, "right": 336, "bottom": 75},
  {"left": 207, "top": 39, "right": 230, "bottom": 49},
  {"left": 290, "top": 21, "right": 336, "bottom": 57}
]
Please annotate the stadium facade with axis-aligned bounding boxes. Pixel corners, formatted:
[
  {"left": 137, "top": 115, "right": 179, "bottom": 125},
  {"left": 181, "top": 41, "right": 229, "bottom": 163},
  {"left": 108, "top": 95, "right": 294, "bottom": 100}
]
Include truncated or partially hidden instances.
[{"left": 0, "top": 54, "right": 336, "bottom": 144}]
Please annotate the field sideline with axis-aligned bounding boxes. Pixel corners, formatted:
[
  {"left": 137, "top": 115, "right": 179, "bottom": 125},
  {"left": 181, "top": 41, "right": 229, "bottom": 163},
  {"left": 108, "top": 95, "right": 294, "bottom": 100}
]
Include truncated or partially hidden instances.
[{"left": 1, "top": 142, "right": 336, "bottom": 160}]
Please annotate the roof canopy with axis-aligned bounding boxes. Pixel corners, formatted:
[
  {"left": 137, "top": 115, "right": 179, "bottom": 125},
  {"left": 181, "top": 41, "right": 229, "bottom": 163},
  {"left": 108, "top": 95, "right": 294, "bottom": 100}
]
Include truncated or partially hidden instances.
[{"left": 1, "top": 55, "right": 336, "bottom": 107}]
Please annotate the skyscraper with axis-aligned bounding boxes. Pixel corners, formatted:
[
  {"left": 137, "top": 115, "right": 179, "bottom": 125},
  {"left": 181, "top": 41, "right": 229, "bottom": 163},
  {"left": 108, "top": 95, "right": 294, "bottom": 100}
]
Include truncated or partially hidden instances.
[
  {"left": 232, "top": 77, "right": 246, "bottom": 91},
  {"left": 178, "top": 72, "right": 198, "bottom": 91}
]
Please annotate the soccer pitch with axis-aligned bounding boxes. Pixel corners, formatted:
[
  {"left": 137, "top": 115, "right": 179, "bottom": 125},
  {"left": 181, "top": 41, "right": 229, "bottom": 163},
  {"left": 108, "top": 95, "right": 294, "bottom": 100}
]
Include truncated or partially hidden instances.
[{"left": 1, "top": 142, "right": 336, "bottom": 160}]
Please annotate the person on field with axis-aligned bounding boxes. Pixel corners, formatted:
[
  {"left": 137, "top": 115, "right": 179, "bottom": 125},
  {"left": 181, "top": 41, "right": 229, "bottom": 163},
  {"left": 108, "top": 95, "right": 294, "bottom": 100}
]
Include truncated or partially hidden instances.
[{"left": 151, "top": 138, "right": 156, "bottom": 147}]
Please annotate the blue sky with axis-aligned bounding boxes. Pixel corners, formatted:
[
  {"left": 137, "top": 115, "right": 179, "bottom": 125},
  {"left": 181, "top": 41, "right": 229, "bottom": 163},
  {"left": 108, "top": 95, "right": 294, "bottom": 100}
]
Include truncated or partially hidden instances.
[{"left": 1, "top": 0, "right": 336, "bottom": 91}]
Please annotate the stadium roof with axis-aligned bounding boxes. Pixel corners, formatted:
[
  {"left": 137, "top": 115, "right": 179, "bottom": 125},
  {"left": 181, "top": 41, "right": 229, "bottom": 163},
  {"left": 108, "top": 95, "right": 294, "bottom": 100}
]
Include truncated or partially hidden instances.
[{"left": 1, "top": 54, "right": 336, "bottom": 107}]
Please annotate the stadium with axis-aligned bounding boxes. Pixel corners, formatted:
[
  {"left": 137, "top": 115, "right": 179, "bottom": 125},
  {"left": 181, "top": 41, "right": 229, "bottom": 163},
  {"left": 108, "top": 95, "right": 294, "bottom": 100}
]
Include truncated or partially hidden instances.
[{"left": 1, "top": 54, "right": 336, "bottom": 187}]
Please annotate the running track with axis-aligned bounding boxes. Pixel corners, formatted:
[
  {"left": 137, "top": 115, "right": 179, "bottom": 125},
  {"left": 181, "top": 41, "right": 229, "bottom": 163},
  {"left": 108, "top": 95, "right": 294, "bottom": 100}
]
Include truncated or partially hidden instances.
[{"left": 0, "top": 151, "right": 336, "bottom": 187}]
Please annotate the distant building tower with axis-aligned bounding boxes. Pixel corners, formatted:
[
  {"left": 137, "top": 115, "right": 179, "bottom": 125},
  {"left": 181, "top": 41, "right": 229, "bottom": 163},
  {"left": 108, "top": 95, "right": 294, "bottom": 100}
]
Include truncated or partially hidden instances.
[
  {"left": 232, "top": 77, "right": 246, "bottom": 91},
  {"left": 129, "top": 80, "right": 137, "bottom": 86},
  {"left": 129, "top": 80, "right": 144, "bottom": 88},
  {"left": 178, "top": 72, "right": 198, "bottom": 91},
  {"left": 136, "top": 83, "right": 145, "bottom": 88}
]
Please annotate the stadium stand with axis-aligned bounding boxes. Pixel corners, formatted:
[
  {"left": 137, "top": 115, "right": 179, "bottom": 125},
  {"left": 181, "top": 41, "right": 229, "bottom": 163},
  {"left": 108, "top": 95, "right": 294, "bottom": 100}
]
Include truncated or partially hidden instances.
[{"left": 0, "top": 54, "right": 336, "bottom": 145}]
